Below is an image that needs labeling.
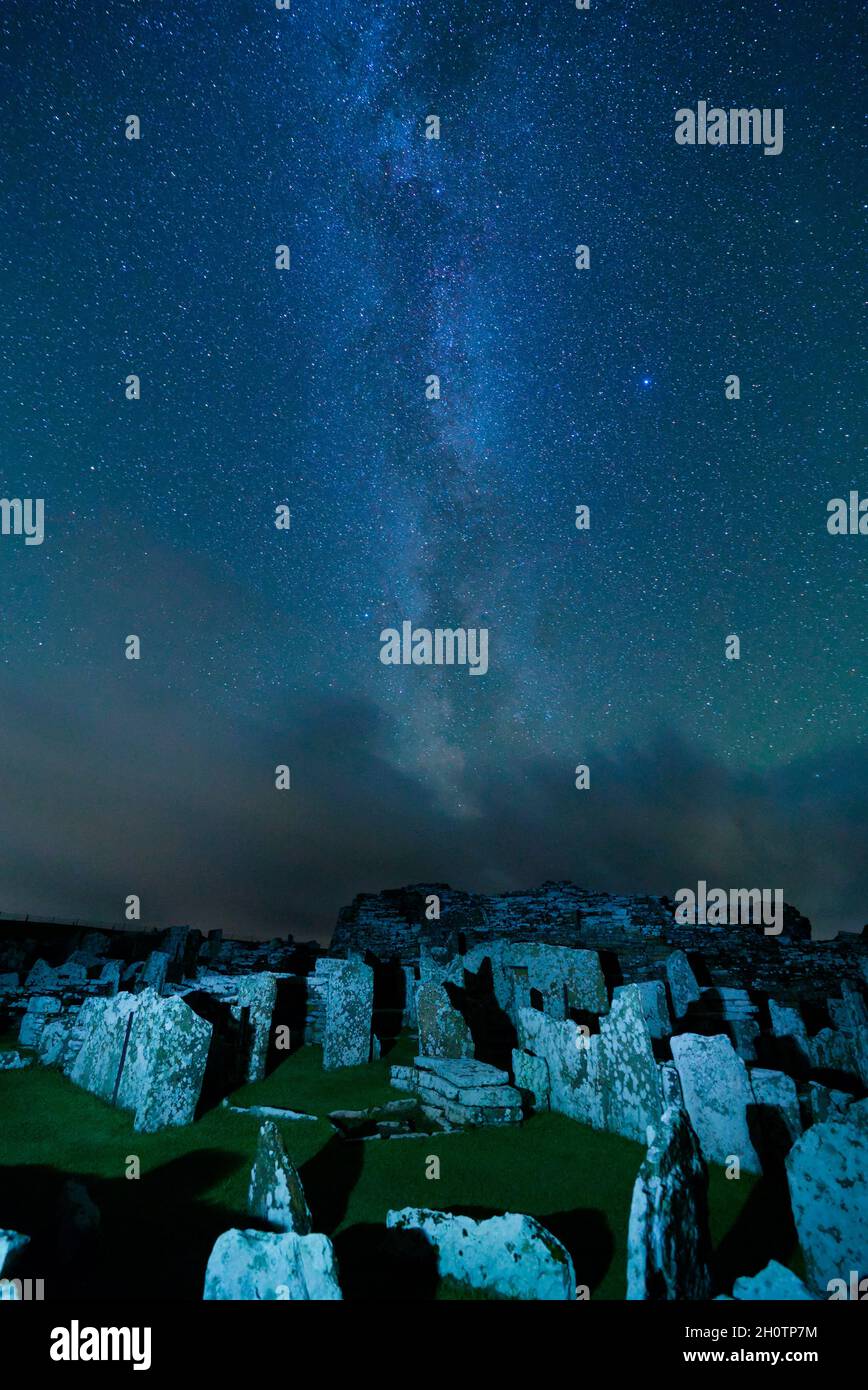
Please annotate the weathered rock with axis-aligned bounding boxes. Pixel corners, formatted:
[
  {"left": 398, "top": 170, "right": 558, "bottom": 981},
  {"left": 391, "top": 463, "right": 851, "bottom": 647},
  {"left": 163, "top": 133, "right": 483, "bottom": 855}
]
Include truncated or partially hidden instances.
[
  {"left": 659, "top": 1061, "right": 683, "bottom": 1107},
  {"left": 416, "top": 981, "right": 472, "bottom": 1060},
  {"left": 632, "top": 979, "right": 671, "bottom": 1039},
  {"left": 386, "top": 1208, "right": 575, "bottom": 1300},
  {"left": 99, "top": 960, "right": 122, "bottom": 993},
  {"left": 69, "top": 994, "right": 141, "bottom": 1104},
  {"left": 665, "top": 951, "right": 700, "bottom": 1018},
  {"left": 118, "top": 990, "right": 212, "bottom": 1132},
  {"left": 232, "top": 973, "right": 278, "bottom": 1082},
  {"left": 731, "top": 1260, "right": 814, "bottom": 1300},
  {"left": 601, "top": 984, "right": 664, "bottom": 1144},
  {"left": 512, "top": 1048, "right": 549, "bottom": 1110},
  {"left": 248, "top": 1121, "right": 312, "bottom": 1234},
  {"left": 322, "top": 960, "right": 374, "bottom": 1069},
  {"left": 24, "top": 959, "right": 57, "bottom": 989},
  {"left": 141, "top": 950, "right": 170, "bottom": 993},
  {"left": 203, "top": 1228, "right": 342, "bottom": 1300},
  {"left": 0, "top": 1230, "right": 29, "bottom": 1276},
  {"left": 0, "top": 1050, "right": 31, "bottom": 1070},
  {"left": 18, "top": 995, "right": 61, "bottom": 1048},
  {"left": 517, "top": 1006, "right": 604, "bottom": 1127},
  {"left": 626, "top": 1104, "right": 712, "bottom": 1300},
  {"left": 406, "top": 1056, "right": 522, "bottom": 1126},
  {"left": 670, "top": 1033, "right": 761, "bottom": 1173},
  {"left": 785, "top": 1119, "right": 868, "bottom": 1296},
  {"left": 749, "top": 1068, "right": 802, "bottom": 1158},
  {"left": 805, "top": 1081, "right": 853, "bottom": 1126}
]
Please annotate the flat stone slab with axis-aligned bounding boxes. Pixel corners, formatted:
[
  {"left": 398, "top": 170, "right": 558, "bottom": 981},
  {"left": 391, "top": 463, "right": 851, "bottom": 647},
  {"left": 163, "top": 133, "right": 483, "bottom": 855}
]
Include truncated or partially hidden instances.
[{"left": 415, "top": 1057, "right": 510, "bottom": 1087}]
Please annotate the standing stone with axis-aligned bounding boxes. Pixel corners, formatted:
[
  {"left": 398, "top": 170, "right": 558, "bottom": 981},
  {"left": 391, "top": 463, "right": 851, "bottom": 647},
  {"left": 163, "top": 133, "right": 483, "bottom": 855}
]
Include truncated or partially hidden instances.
[
  {"left": 785, "top": 1119, "right": 868, "bottom": 1296},
  {"left": 664, "top": 951, "right": 700, "bottom": 1018},
  {"left": 600, "top": 985, "right": 664, "bottom": 1144},
  {"left": 233, "top": 974, "right": 278, "bottom": 1082},
  {"left": 416, "top": 980, "right": 472, "bottom": 1061},
  {"left": 99, "top": 960, "right": 122, "bottom": 994},
  {"left": 18, "top": 995, "right": 62, "bottom": 1048},
  {"left": 386, "top": 1208, "right": 575, "bottom": 1300},
  {"left": 118, "top": 990, "right": 212, "bottom": 1132},
  {"left": 626, "top": 1104, "right": 712, "bottom": 1300},
  {"left": 248, "top": 1121, "right": 312, "bottom": 1235},
  {"left": 512, "top": 1049, "right": 549, "bottom": 1111},
  {"left": 141, "top": 950, "right": 169, "bottom": 993},
  {"left": 322, "top": 961, "right": 374, "bottom": 1069},
  {"left": 203, "top": 1228, "right": 342, "bottom": 1300},
  {"left": 69, "top": 994, "right": 141, "bottom": 1104},
  {"left": 670, "top": 1033, "right": 761, "bottom": 1173},
  {"left": 632, "top": 980, "right": 672, "bottom": 1039},
  {"left": 749, "top": 1068, "right": 801, "bottom": 1158},
  {"left": 24, "top": 959, "right": 57, "bottom": 989},
  {"left": 517, "top": 1007, "right": 603, "bottom": 1128}
]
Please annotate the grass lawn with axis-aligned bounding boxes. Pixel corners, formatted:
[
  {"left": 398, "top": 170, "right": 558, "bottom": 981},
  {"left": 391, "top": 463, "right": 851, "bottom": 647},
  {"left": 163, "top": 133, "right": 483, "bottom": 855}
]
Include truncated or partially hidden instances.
[{"left": 0, "top": 1034, "right": 795, "bottom": 1300}]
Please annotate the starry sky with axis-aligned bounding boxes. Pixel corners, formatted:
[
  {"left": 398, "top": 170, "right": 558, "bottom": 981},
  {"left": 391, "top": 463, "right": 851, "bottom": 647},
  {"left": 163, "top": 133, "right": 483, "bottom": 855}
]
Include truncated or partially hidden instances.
[{"left": 0, "top": 0, "right": 864, "bottom": 941}]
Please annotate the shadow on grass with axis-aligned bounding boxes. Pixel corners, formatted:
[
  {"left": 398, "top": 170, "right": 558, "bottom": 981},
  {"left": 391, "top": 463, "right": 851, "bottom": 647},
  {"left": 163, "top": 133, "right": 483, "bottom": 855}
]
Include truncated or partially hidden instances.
[{"left": 0, "top": 1151, "right": 251, "bottom": 1300}]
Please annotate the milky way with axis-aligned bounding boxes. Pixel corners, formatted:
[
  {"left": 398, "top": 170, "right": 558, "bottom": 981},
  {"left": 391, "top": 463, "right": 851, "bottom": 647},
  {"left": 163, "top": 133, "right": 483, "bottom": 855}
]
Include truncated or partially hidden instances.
[{"left": 0, "top": 0, "right": 864, "bottom": 938}]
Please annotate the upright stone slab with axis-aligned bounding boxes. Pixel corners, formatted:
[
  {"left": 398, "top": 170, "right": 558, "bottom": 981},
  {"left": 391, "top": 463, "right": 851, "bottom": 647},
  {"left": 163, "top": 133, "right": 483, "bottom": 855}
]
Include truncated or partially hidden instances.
[
  {"left": 512, "top": 1048, "right": 549, "bottom": 1111},
  {"left": 749, "top": 1068, "right": 801, "bottom": 1158},
  {"left": 785, "top": 1119, "right": 868, "bottom": 1296},
  {"left": 670, "top": 1033, "right": 761, "bottom": 1173},
  {"left": 203, "top": 1228, "right": 342, "bottom": 1300},
  {"left": 234, "top": 974, "right": 278, "bottom": 1082},
  {"left": 626, "top": 1104, "right": 712, "bottom": 1300},
  {"left": 517, "top": 1007, "right": 603, "bottom": 1128},
  {"left": 416, "top": 981, "right": 472, "bottom": 1060},
  {"left": 69, "top": 994, "right": 141, "bottom": 1103},
  {"left": 116, "top": 990, "right": 212, "bottom": 1132},
  {"left": 600, "top": 985, "right": 664, "bottom": 1144},
  {"left": 322, "top": 960, "right": 374, "bottom": 1069},
  {"left": 248, "top": 1121, "right": 312, "bottom": 1235},
  {"left": 141, "top": 951, "right": 169, "bottom": 993},
  {"left": 665, "top": 951, "right": 700, "bottom": 1018},
  {"left": 18, "top": 995, "right": 62, "bottom": 1048},
  {"left": 633, "top": 980, "right": 671, "bottom": 1039},
  {"left": 386, "top": 1208, "right": 575, "bottom": 1300}
]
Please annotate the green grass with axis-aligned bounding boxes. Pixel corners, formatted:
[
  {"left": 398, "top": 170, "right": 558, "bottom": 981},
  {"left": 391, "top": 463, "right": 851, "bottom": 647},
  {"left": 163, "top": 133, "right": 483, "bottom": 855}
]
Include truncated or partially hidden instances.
[{"left": 0, "top": 1034, "right": 788, "bottom": 1300}]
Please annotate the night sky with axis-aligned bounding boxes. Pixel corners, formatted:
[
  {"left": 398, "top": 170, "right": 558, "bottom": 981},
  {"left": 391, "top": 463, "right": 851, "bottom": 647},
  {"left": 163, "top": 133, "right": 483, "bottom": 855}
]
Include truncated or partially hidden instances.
[{"left": 0, "top": 0, "right": 864, "bottom": 941}]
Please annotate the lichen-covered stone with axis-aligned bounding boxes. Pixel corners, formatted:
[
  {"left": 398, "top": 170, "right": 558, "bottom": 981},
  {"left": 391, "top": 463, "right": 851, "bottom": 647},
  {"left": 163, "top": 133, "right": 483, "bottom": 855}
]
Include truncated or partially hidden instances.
[
  {"left": 601, "top": 985, "right": 664, "bottom": 1143},
  {"left": 785, "top": 1119, "right": 868, "bottom": 1296},
  {"left": 632, "top": 980, "right": 672, "bottom": 1039},
  {"left": 416, "top": 981, "right": 472, "bottom": 1060},
  {"left": 17, "top": 995, "right": 62, "bottom": 1048},
  {"left": 386, "top": 1208, "right": 574, "bottom": 1300},
  {"left": 248, "top": 1121, "right": 311, "bottom": 1234},
  {"left": 69, "top": 994, "right": 141, "bottom": 1103},
  {"left": 665, "top": 951, "right": 700, "bottom": 1018},
  {"left": 322, "top": 960, "right": 374, "bottom": 1069},
  {"left": 141, "top": 951, "right": 169, "bottom": 993},
  {"left": 512, "top": 1048, "right": 549, "bottom": 1110},
  {"left": 670, "top": 1033, "right": 761, "bottom": 1173},
  {"left": 0, "top": 1230, "right": 29, "bottom": 1276},
  {"left": 731, "top": 1260, "right": 814, "bottom": 1300},
  {"left": 203, "top": 1228, "right": 342, "bottom": 1300},
  {"left": 517, "top": 1006, "right": 603, "bottom": 1127},
  {"left": 232, "top": 973, "right": 278, "bottom": 1082},
  {"left": 749, "top": 1068, "right": 802, "bottom": 1154},
  {"left": 626, "top": 1104, "right": 712, "bottom": 1300},
  {"left": 118, "top": 990, "right": 212, "bottom": 1132}
]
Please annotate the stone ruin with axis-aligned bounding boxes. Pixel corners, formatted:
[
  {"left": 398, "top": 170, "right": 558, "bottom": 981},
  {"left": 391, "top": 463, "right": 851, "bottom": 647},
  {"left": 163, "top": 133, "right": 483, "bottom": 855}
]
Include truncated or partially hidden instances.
[{"left": 1, "top": 880, "right": 866, "bottom": 1299}]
